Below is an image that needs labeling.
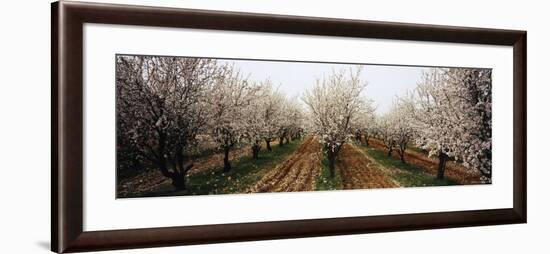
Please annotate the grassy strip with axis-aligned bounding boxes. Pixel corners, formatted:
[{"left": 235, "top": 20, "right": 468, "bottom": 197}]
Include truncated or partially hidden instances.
[
  {"left": 131, "top": 139, "right": 303, "bottom": 197},
  {"left": 361, "top": 146, "right": 457, "bottom": 187},
  {"left": 315, "top": 149, "right": 343, "bottom": 191},
  {"left": 183, "top": 146, "right": 227, "bottom": 160},
  {"left": 406, "top": 145, "right": 429, "bottom": 156}
]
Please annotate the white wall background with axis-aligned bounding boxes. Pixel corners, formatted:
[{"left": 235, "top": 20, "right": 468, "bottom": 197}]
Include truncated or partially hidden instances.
[{"left": 0, "top": 0, "right": 547, "bottom": 253}]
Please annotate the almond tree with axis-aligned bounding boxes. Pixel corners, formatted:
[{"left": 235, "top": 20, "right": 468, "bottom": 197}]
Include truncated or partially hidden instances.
[
  {"left": 243, "top": 82, "right": 272, "bottom": 159},
  {"left": 276, "top": 96, "right": 291, "bottom": 146},
  {"left": 276, "top": 97, "right": 305, "bottom": 146},
  {"left": 352, "top": 100, "right": 376, "bottom": 145},
  {"left": 303, "top": 67, "right": 368, "bottom": 177},
  {"left": 206, "top": 65, "right": 259, "bottom": 172},
  {"left": 377, "top": 115, "right": 395, "bottom": 157},
  {"left": 285, "top": 97, "right": 306, "bottom": 142},
  {"left": 259, "top": 81, "right": 285, "bottom": 151},
  {"left": 116, "top": 55, "right": 218, "bottom": 190},
  {"left": 410, "top": 68, "right": 492, "bottom": 181},
  {"left": 385, "top": 101, "right": 416, "bottom": 163}
]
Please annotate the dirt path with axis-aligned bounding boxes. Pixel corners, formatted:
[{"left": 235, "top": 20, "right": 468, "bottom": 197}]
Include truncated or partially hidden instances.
[
  {"left": 249, "top": 136, "right": 322, "bottom": 193},
  {"left": 368, "top": 139, "right": 482, "bottom": 184},
  {"left": 338, "top": 144, "right": 399, "bottom": 189},
  {"left": 186, "top": 147, "right": 250, "bottom": 176}
]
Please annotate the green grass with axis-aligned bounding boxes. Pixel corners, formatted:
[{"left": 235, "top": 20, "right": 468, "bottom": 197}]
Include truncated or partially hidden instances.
[
  {"left": 131, "top": 139, "right": 303, "bottom": 198},
  {"left": 183, "top": 147, "right": 221, "bottom": 160},
  {"left": 315, "top": 149, "right": 343, "bottom": 191},
  {"left": 407, "top": 145, "right": 429, "bottom": 156},
  {"left": 365, "top": 146, "right": 423, "bottom": 171},
  {"left": 360, "top": 146, "right": 457, "bottom": 187}
]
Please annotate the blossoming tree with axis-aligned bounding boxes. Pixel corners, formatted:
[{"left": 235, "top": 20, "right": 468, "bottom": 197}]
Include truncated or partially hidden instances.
[
  {"left": 410, "top": 68, "right": 492, "bottom": 181},
  {"left": 303, "top": 67, "right": 368, "bottom": 177},
  {"left": 384, "top": 101, "right": 416, "bottom": 163},
  {"left": 259, "top": 81, "right": 285, "bottom": 151},
  {"left": 116, "top": 56, "right": 218, "bottom": 190},
  {"left": 352, "top": 99, "right": 376, "bottom": 145},
  {"left": 206, "top": 65, "right": 259, "bottom": 172}
]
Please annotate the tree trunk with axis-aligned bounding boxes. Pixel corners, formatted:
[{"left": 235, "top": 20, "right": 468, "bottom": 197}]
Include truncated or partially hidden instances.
[
  {"left": 156, "top": 132, "right": 171, "bottom": 178},
  {"left": 171, "top": 175, "right": 186, "bottom": 190},
  {"left": 365, "top": 136, "right": 369, "bottom": 147},
  {"left": 171, "top": 148, "right": 194, "bottom": 191},
  {"left": 265, "top": 139, "right": 272, "bottom": 151},
  {"left": 279, "top": 136, "right": 285, "bottom": 146},
  {"left": 355, "top": 132, "right": 361, "bottom": 142},
  {"left": 327, "top": 150, "right": 337, "bottom": 178},
  {"left": 387, "top": 146, "right": 393, "bottom": 157},
  {"left": 251, "top": 143, "right": 260, "bottom": 160},
  {"left": 399, "top": 145, "right": 406, "bottom": 163},
  {"left": 223, "top": 147, "right": 231, "bottom": 172},
  {"left": 175, "top": 146, "right": 184, "bottom": 174},
  {"left": 131, "top": 157, "right": 142, "bottom": 172},
  {"left": 158, "top": 163, "right": 171, "bottom": 179},
  {"left": 437, "top": 151, "right": 448, "bottom": 179}
]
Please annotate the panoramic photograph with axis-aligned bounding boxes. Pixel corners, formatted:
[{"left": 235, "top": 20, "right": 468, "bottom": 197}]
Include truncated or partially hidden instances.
[{"left": 116, "top": 55, "right": 492, "bottom": 198}]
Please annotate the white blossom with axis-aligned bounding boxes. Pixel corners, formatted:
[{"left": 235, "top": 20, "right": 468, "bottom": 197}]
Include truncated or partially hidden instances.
[
  {"left": 303, "top": 67, "right": 368, "bottom": 176},
  {"left": 408, "top": 68, "right": 492, "bottom": 181}
]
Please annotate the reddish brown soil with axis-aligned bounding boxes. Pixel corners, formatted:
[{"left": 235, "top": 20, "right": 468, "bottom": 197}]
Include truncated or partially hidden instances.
[
  {"left": 338, "top": 144, "right": 399, "bottom": 189},
  {"left": 117, "top": 146, "right": 251, "bottom": 196},
  {"left": 368, "top": 139, "right": 483, "bottom": 184},
  {"left": 249, "top": 136, "right": 322, "bottom": 193},
  {"left": 186, "top": 147, "right": 250, "bottom": 176},
  {"left": 117, "top": 170, "right": 170, "bottom": 197}
]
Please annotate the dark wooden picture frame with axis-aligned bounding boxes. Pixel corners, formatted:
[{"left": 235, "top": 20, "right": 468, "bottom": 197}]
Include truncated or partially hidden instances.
[{"left": 51, "top": 1, "right": 527, "bottom": 253}]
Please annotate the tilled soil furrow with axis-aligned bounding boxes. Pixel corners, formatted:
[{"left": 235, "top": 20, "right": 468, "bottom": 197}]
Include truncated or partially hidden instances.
[
  {"left": 273, "top": 160, "right": 307, "bottom": 192},
  {"left": 297, "top": 155, "right": 322, "bottom": 191},
  {"left": 338, "top": 144, "right": 398, "bottom": 189},
  {"left": 255, "top": 153, "right": 302, "bottom": 192},
  {"left": 251, "top": 138, "right": 314, "bottom": 192},
  {"left": 284, "top": 153, "right": 320, "bottom": 192},
  {"left": 249, "top": 136, "right": 322, "bottom": 193}
]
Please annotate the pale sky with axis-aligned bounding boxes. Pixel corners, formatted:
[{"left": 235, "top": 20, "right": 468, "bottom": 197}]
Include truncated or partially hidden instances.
[{"left": 218, "top": 59, "right": 431, "bottom": 115}]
